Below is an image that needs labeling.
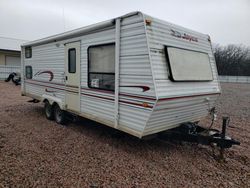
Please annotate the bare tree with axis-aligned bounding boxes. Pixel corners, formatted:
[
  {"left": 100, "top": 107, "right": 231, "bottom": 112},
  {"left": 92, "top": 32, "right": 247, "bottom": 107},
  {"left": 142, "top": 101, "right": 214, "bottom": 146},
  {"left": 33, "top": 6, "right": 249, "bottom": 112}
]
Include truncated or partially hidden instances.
[{"left": 213, "top": 44, "right": 250, "bottom": 76}]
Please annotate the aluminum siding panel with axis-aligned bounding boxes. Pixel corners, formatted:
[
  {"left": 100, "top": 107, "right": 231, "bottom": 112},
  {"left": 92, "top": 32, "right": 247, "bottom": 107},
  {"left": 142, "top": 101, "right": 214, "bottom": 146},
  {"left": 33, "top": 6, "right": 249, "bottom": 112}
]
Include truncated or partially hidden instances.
[
  {"left": 79, "top": 13, "right": 155, "bottom": 137},
  {"left": 119, "top": 14, "right": 155, "bottom": 135},
  {"left": 144, "top": 94, "right": 218, "bottom": 135},
  {"left": 143, "top": 14, "right": 221, "bottom": 136},
  {"left": 22, "top": 14, "right": 155, "bottom": 138},
  {"left": 23, "top": 43, "right": 66, "bottom": 102}
]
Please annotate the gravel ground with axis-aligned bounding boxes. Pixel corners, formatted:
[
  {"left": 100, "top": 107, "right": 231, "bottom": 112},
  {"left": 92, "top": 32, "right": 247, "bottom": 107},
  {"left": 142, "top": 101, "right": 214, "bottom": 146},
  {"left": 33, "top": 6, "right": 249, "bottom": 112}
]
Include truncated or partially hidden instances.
[{"left": 0, "top": 81, "right": 249, "bottom": 187}]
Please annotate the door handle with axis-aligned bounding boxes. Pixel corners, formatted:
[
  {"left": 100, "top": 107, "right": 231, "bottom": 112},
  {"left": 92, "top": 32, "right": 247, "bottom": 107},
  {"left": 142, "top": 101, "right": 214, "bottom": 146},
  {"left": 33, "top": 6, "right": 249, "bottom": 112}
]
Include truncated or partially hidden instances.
[{"left": 65, "top": 76, "right": 68, "bottom": 80}]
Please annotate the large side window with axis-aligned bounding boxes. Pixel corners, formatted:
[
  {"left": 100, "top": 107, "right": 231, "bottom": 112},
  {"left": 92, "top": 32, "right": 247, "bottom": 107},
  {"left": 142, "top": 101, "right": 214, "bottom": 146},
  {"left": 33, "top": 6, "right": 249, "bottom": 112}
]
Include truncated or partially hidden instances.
[
  {"left": 88, "top": 43, "right": 115, "bottom": 91},
  {"left": 165, "top": 47, "right": 213, "bottom": 81},
  {"left": 25, "top": 47, "right": 32, "bottom": 58},
  {"left": 25, "top": 66, "right": 32, "bottom": 79},
  {"left": 68, "top": 48, "right": 76, "bottom": 73}
]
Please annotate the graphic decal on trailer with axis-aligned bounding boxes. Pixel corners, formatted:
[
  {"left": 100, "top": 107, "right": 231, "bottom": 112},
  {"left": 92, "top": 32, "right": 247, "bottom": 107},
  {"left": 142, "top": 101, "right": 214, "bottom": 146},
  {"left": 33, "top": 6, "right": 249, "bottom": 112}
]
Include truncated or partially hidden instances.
[
  {"left": 34, "top": 70, "right": 54, "bottom": 81},
  {"left": 170, "top": 29, "right": 198, "bottom": 42}
]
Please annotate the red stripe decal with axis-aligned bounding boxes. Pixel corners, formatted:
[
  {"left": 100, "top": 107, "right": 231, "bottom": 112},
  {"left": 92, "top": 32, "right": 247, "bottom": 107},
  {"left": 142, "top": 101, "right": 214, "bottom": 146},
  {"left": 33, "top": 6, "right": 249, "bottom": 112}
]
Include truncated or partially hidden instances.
[
  {"left": 81, "top": 93, "right": 153, "bottom": 108},
  {"left": 159, "top": 92, "right": 220, "bottom": 101},
  {"left": 25, "top": 81, "right": 153, "bottom": 109},
  {"left": 120, "top": 85, "right": 150, "bottom": 92},
  {"left": 81, "top": 93, "right": 114, "bottom": 101},
  {"left": 25, "top": 80, "right": 219, "bottom": 106},
  {"left": 28, "top": 79, "right": 156, "bottom": 101},
  {"left": 27, "top": 79, "right": 65, "bottom": 86},
  {"left": 26, "top": 81, "right": 78, "bottom": 94}
]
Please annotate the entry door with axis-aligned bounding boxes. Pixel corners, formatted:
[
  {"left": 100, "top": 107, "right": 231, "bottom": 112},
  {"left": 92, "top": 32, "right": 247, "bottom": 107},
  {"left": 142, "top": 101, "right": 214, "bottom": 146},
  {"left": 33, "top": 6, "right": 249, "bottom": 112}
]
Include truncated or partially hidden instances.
[{"left": 65, "top": 41, "right": 81, "bottom": 112}]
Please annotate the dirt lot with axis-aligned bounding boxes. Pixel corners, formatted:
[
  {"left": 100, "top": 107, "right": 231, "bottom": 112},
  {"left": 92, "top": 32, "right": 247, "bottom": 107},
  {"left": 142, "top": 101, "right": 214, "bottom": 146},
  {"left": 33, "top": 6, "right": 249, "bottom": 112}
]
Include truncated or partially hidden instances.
[{"left": 0, "top": 81, "right": 249, "bottom": 187}]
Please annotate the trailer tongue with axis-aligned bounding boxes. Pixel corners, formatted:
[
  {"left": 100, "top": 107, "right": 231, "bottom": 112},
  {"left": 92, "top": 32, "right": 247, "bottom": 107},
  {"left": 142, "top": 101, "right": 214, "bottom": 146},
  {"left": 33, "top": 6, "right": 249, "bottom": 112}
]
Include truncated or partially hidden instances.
[{"left": 158, "top": 116, "right": 240, "bottom": 160}]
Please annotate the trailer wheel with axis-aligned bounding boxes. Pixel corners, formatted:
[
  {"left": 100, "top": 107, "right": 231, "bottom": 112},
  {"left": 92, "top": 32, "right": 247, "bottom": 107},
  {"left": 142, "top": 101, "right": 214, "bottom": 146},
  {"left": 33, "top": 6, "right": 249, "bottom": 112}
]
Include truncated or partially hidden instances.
[
  {"left": 44, "top": 101, "right": 54, "bottom": 120},
  {"left": 54, "top": 104, "right": 66, "bottom": 125}
]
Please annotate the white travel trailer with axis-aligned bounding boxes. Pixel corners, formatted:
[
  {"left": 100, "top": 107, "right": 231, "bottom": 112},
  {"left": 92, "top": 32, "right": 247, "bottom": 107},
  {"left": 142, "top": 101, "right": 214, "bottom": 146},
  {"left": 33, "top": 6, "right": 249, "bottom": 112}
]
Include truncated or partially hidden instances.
[{"left": 21, "top": 12, "right": 221, "bottom": 138}]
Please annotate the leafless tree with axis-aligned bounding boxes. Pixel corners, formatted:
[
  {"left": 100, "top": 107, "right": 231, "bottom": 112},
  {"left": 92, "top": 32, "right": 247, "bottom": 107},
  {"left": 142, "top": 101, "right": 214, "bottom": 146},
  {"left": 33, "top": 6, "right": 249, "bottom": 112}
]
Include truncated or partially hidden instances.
[{"left": 213, "top": 44, "right": 250, "bottom": 76}]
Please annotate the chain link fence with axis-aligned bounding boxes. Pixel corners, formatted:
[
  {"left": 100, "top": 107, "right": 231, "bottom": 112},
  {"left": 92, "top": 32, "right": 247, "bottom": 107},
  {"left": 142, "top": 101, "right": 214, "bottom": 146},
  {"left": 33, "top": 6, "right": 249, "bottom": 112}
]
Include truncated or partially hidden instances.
[
  {"left": 219, "top": 75, "right": 250, "bottom": 83},
  {"left": 0, "top": 65, "right": 21, "bottom": 80}
]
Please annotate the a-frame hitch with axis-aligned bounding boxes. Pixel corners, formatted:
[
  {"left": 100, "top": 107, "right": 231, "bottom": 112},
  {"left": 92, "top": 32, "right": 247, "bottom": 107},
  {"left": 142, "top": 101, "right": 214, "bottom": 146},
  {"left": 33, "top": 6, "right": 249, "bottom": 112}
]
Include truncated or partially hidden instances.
[{"left": 158, "top": 116, "right": 240, "bottom": 160}]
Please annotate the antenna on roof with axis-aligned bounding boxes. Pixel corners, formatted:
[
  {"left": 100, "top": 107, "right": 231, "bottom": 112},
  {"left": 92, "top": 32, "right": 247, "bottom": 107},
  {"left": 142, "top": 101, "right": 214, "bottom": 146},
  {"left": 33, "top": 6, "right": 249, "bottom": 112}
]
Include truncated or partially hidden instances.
[{"left": 62, "top": 7, "right": 66, "bottom": 32}]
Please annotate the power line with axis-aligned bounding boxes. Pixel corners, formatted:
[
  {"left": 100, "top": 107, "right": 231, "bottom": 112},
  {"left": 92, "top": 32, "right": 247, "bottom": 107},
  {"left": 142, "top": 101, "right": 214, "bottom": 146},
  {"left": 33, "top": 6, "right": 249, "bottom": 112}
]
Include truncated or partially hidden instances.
[{"left": 0, "top": 36, "right": 28, "bottom": 41}]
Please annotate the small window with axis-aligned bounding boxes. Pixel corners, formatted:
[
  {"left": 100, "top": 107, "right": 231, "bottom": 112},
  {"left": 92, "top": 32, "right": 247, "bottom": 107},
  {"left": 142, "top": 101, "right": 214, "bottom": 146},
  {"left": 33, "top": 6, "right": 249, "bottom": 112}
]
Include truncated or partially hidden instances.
[
  {"left": 88, "top": 43, "right": 115, "bottom": 91},
  {"left": 165, "top": 47, "right": 213, "bottom": 81},
  {"left": 25, "top": 66, "right": 32, "bottom": 79},
  {"left": 68, "top": 48, "right": 76, "bottom": 73},
  {"left": 25, "top": 47, "right": 32, "bottom": 58}
]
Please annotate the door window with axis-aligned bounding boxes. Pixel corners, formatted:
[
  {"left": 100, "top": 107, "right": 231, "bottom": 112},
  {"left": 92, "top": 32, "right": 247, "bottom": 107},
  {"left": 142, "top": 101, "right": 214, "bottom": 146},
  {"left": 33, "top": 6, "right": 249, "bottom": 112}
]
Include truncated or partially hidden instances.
[{"left": 68, "top": 48, "right": 76, "bottom": 73}]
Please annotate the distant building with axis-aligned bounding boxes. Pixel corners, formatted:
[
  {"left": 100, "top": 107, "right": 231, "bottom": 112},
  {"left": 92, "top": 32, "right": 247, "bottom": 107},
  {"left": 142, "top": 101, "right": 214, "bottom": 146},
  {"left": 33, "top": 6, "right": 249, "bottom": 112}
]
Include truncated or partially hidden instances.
[
  {"left": 0, "top": 36, "right": 27, "bottom": 66},
  {"left": 0, "top": 37, "right": 28, "bottom": 80}
]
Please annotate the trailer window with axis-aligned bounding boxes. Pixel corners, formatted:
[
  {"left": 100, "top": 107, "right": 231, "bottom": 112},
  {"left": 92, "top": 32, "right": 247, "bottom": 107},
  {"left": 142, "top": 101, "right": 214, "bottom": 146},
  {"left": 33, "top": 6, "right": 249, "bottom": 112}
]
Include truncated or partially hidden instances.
[
  {"left": 88, "top": 44, "right": 115, "bottom": 91},
  {"left": 25, "top": 66, "right": 32, "bottom": 79},
  {"left": 68, "top": 48, "right": 76, "bottom": 73},
  {"left": 25, "top": 47, "right": 32, "bottom": 58},
  {"left": 166, "top": 47, "right": 213, "bottom": 81}
]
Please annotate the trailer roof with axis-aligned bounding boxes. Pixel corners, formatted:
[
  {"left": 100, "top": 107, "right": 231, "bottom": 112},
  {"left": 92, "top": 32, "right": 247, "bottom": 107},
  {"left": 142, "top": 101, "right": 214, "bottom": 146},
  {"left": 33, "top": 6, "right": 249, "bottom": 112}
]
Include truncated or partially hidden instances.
[
  {"left": 22, "top": 11, "right": 140, "bottom": 47},
  {"left": 22, "top": 11, "right": 209, "bottom": 48}
]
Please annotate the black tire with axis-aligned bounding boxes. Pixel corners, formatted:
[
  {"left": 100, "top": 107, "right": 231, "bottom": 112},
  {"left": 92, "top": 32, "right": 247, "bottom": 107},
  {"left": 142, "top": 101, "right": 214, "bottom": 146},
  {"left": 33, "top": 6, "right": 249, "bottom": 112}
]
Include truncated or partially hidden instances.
[
  {"left": 44, "top": 101, "right": 54, "bottom": 120},
  {"left": 54, "top": 104, "right": 66, "bottom": 125}
]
